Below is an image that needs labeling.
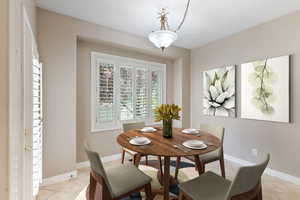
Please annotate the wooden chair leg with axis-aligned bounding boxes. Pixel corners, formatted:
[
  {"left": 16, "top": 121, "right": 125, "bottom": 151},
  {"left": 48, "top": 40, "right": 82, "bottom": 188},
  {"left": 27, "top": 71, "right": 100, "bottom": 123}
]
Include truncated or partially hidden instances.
[
  {"left": 252, "top": 186, "right": 262, "bottom": 200},
  {"left": 145, "top": 155, "right": 149, "bottom": 165},
  {"left": 194, "top": 155, "right": 205, "bottom": 175},
  {"left": 133, "top": 154, "right": 136, "bottom": 165},
  {"left": 179, "top": 191, "right": 186, "bottom": 200},
  {"left": 158, "top": 156, "right": 163, "bottom": 178},
  {"left": 89, "top": 173, "right": 97, "bottom": 200},
  {"left": 121, "top": 149, "right": 126, "bottom": 164},
  {"left": 175, "top": 157, "right": 181, "bottom": 180},
  {"left": 144, "top": 183, "right": 153, "bottom": 200},
  {"left": 220, "top": 153, "right": 226, "bottom": 178}
]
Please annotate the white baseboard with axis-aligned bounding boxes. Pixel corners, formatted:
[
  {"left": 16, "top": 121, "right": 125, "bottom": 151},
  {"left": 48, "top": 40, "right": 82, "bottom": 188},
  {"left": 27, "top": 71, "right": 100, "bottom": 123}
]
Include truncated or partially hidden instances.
[
  {"left": 41, "top": 170, "right": 77, "bottom": 186},
  {"left": 224, "top": 154, "right": 300, "bottom": 185},
  {"left": 101, "top": 153, "right": 122, "bottom": 163},
  {"left": 45, "top": 153, "right": 300, "bottom": 186},
  {"left": 76, "top": 153, "right": 122, "bottom": 169},
  {"left": 76, "top": 161, "right": 90, "bottom": 169},
  {"left": 43, "top": 154, "right": 122, "bottom": 186}
]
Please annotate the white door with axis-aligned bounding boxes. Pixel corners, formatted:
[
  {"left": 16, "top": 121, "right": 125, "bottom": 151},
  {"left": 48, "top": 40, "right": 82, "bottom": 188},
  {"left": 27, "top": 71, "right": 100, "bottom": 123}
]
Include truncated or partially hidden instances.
[{"left": 22, "top": 9, "right": 43, "bottom": 200}]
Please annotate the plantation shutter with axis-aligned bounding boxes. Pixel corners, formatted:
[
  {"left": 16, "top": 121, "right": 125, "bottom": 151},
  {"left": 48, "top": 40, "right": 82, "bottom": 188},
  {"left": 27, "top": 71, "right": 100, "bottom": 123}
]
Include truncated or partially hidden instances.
[
  {"left": 135, "top": 68, "right": 148, "bottom": 120},
  {"left": 119, "top": 66, "right": 134, "bottom": 121},
  {"left": 93, "top": 58, "right": 119, "bottom": 130},
  {"left": 151, "top": 70, "right": 163, "bottom": 117},
  {"left": 91, "top": 52, "right": 166, "bottom": 131},
  {"left": 32, "top": 59, "right": 43, "bottom": 196}
]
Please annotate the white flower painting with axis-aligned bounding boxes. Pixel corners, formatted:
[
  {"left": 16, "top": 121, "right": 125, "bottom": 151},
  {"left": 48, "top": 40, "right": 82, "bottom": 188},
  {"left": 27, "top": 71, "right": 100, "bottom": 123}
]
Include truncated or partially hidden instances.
[{"left": 203, "top": 66, "right": 236, "bottom": 117}]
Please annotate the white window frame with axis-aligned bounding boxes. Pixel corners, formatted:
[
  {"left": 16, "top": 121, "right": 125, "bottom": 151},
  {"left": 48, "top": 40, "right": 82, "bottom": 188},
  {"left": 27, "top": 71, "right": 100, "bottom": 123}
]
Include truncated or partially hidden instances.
[{"left": 91, "top": 52, "right": 166, "bottom": 132}]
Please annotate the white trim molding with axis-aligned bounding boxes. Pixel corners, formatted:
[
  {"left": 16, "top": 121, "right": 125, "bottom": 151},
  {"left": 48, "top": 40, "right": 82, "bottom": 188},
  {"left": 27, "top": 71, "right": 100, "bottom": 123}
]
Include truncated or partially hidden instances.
[
  {"left": 43, "top": 154, "right": 122, "bottom": 186},
  {"left": 41, "top": 171, "right": 77, "bottom": 186},
  {"left": 76, "top": 161, "right": 90, "bottom": 169},
  {"left": 224, "top": 154, "right": 300, "bottom": 185}
]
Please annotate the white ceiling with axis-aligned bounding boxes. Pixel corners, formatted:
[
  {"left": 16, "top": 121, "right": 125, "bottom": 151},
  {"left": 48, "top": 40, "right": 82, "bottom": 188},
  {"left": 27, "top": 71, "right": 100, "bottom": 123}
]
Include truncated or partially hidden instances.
[{"left": 36, "top": 0, "right": 300, "bottom": 49}]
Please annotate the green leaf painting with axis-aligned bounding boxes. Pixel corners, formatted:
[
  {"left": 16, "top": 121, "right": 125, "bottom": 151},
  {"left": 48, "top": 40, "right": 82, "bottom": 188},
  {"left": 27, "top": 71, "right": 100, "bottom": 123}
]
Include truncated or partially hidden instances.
[
  {"left": 241, "top": 55, "right": 290, "bottom": 123},
  {"left": 203, "top": 66, "right": 235, "bottom": 117},
  {"left": 248, "top": 59, "right": 277, "bottom": 115}
]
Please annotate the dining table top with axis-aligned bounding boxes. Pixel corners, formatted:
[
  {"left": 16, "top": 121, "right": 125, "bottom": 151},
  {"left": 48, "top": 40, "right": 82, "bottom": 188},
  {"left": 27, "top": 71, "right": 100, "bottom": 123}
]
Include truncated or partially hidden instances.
[{"left": 117, "top": 127, "right": 221, "bottom": 157}]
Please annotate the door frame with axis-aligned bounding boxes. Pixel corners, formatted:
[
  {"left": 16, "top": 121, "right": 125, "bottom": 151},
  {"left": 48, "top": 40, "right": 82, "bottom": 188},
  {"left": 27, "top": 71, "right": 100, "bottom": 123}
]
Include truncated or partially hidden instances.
[{"left": 8, "top": 1, "right": 39, "bottom": 199}]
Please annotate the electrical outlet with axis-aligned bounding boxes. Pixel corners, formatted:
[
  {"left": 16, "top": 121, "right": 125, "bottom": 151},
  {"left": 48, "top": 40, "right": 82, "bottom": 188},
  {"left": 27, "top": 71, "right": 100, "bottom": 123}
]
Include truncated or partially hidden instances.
[{"left": 251, "top": 148, "right": 258, "bottom": 157}]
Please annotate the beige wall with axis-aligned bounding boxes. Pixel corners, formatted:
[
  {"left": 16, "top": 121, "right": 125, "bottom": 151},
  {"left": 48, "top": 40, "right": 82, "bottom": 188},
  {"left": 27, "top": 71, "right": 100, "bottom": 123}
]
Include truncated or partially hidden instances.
[
  {"left": 77, "top": 40, "right": 175, "bottom": 162},
  {"left": 191, "top": 11, "right": 300, "bottom": 177},
  {"left": 37, "top": 8, "right": 190, "bottom": 178},
  {"left": 0, "top": 0, "right": 9, "bottom": 198}
]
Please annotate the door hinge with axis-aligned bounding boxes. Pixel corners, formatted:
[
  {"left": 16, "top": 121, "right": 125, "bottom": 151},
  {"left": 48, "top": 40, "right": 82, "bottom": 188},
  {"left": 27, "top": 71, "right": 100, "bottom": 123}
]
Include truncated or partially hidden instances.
[{"left": 24, "top": 145, "right": 33, "bottom": 152}]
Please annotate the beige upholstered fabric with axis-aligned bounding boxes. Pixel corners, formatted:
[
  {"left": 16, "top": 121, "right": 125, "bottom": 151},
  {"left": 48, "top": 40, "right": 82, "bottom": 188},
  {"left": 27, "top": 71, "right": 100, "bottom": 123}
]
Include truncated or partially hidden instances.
[
  {"left": 179, "top": 171, "right": 232, "bottom": 200},
  {"left": 184, "top": 124, "right": 224, "bottom": 163},
  {"left": 84, "top": 141, "right": 113, "bottom": 195},
  {"left": 106, "top": 163, "right": 152, "bottom": 198},
  {"left": 200, "top": 124, "right": 224, "bottom": 141},
  {"left": 226, "top": 154, "right": 270, "bottom": 198},
  {"left": 179, "top": 154, "right": 270, "bottom": 200},
  {"left": 186, "top": 149, "right": 220, "bottom": 163},
  {"left": 200, "top": 124, "right": 224, "bottom": 160},
  {"left": 123, "top": 148, "right": 136, "bottom": 155},
  {"left": 84, "top": 139, "right": 151, "bottom": 198},
  {"left": 123, "top": 122, "right": 145, "bottom": 132}
]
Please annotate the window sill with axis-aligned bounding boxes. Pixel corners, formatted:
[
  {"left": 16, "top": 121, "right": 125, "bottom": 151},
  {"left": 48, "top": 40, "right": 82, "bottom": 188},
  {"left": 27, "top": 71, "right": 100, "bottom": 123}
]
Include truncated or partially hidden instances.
[{"left": 91, "top": 128, "right": 122, "bottom": 133}]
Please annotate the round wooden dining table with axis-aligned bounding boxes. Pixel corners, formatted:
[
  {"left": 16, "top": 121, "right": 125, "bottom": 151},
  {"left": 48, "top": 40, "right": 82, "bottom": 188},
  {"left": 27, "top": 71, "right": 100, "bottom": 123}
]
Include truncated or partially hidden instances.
[{"left": 117, "top": 127, "right": 221, "bottom": 200}]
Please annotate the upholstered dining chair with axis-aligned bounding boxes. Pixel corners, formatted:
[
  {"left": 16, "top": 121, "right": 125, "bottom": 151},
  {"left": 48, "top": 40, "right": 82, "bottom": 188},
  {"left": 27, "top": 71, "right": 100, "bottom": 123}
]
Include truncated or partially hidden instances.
[
  {"left": 178, "top": 154, "right": 270, "bottom": 200},
  {"left": 121, "top": 122, "right": 148, "bottom": 165},
  {"left": 84, "top": 139, "right": 153, "bottom": 200},
  {"left": 121, "top": 122, "right": 163, "bottom": 175},
  {"left": 175, "top": 124, "right": 225, "bottom": 179}
]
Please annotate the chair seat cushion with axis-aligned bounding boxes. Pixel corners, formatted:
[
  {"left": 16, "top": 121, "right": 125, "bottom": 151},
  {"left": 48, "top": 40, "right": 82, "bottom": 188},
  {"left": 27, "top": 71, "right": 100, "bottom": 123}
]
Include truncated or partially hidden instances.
[
  {"left": 123, "top": 148, "right": 137, "bottom": 155},
  {"left": 106, "top": 163, "right": 152, "bottom": 198},
  {"left": 186, "top": 148, "right": 220, "bottom": 163},
  {"left": 179, "top": 171, "right": 231, "bottom": 200}
]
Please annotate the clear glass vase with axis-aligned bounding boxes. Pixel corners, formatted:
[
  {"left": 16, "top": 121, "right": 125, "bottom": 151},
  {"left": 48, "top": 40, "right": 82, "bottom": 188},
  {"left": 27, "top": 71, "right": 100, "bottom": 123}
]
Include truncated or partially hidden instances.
[{"left": 163, "top": 119, "right": 173, "bottom": 138}]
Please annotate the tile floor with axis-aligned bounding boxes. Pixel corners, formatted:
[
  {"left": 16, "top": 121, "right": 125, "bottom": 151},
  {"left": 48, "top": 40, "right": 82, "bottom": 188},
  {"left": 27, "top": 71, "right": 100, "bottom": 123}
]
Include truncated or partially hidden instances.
[{"left": 37, "top": 158, "right": 300, "bottom": 200}]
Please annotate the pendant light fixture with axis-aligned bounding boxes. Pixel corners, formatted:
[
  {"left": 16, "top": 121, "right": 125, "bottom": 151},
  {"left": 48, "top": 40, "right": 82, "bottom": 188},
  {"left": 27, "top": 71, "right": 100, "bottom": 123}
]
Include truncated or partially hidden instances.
[{"left": 148, "top": 0, "right": 191, "bottom": 51}]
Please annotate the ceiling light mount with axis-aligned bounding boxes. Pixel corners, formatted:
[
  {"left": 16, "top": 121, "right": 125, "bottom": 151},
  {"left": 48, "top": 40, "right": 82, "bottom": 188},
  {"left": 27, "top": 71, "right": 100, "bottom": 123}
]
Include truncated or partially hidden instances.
[{"left": 148, "top": 0, "right": 191, "bottom": 52}]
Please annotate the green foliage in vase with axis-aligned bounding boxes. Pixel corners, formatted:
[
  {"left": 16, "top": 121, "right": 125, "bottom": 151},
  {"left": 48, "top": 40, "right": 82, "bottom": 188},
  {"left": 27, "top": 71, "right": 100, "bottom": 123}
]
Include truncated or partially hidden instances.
[{"left": 248, "top": 59, "right": 277, "bottom": 114}]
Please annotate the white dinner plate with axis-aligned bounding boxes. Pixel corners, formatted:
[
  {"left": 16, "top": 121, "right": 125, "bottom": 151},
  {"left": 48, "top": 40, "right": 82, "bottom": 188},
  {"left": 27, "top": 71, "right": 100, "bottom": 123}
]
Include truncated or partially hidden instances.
[
  {"left": 182, "top": 140, "right": 207, "bottom": 150},
  {"left": 141, "top": 127, "right": 157, "bottom": 133},
  {"left": 182, "top": 128, "right": 200, "bottom": 134},
  {"left": 129, "top": 137, "right": 151, "bottom": 146}
]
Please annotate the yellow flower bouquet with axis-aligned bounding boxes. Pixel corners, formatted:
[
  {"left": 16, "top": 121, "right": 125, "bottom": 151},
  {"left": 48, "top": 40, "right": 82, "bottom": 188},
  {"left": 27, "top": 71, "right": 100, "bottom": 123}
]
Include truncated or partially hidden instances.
[{"left": 154, "top": 104, "right": 181, "bottom": 138}]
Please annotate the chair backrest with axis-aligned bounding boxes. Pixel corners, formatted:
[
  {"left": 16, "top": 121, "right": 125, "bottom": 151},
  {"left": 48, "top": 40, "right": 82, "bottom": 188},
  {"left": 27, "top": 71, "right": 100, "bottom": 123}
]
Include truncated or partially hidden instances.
[
  {"left": 84, "top": 139, "right": 113, "bottom": 196},
  {"left": 225, "top": 154, "right": 270, "bottom": 198},
  {"left": 123, "top": 122, "right": 146, "bottom": 132},
  {"left": 200, "top": 124, "right": 225, "bottom": 142}
]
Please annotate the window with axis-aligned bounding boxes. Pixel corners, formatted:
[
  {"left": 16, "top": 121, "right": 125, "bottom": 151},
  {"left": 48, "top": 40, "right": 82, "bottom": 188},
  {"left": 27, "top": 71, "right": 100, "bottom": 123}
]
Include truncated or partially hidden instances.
[
  {"left": 32, "top": 58, "right": 43, "bottom": 196},
  {"left": 91, "top": 52, "right": 166, "bottom": 131}
]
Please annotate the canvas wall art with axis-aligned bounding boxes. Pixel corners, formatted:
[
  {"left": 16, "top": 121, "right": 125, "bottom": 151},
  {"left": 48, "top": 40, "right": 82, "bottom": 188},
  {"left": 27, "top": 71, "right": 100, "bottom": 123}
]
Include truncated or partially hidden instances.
[
  {"left": 203, "top": 66, "right": 236, "bottom": 117},
  {"left": 241, "top": 55, "right": 290, "bottom": 122}
]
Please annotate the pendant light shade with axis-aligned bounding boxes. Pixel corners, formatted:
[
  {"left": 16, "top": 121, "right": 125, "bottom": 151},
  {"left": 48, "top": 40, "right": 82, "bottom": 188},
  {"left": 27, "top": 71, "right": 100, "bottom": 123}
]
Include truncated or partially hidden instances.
[
  {"left": 148, "top": 30, "right": 178, "bottom": 50},
  {"left": 148, "top": 0, "right": 191, "bottom": 51}
]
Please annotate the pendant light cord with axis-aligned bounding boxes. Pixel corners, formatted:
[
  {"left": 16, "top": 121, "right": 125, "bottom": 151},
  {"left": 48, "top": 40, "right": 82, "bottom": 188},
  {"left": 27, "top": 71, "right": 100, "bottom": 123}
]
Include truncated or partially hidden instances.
[{"left": 176, "top": 0, "right": 191, "bottom": 32}]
